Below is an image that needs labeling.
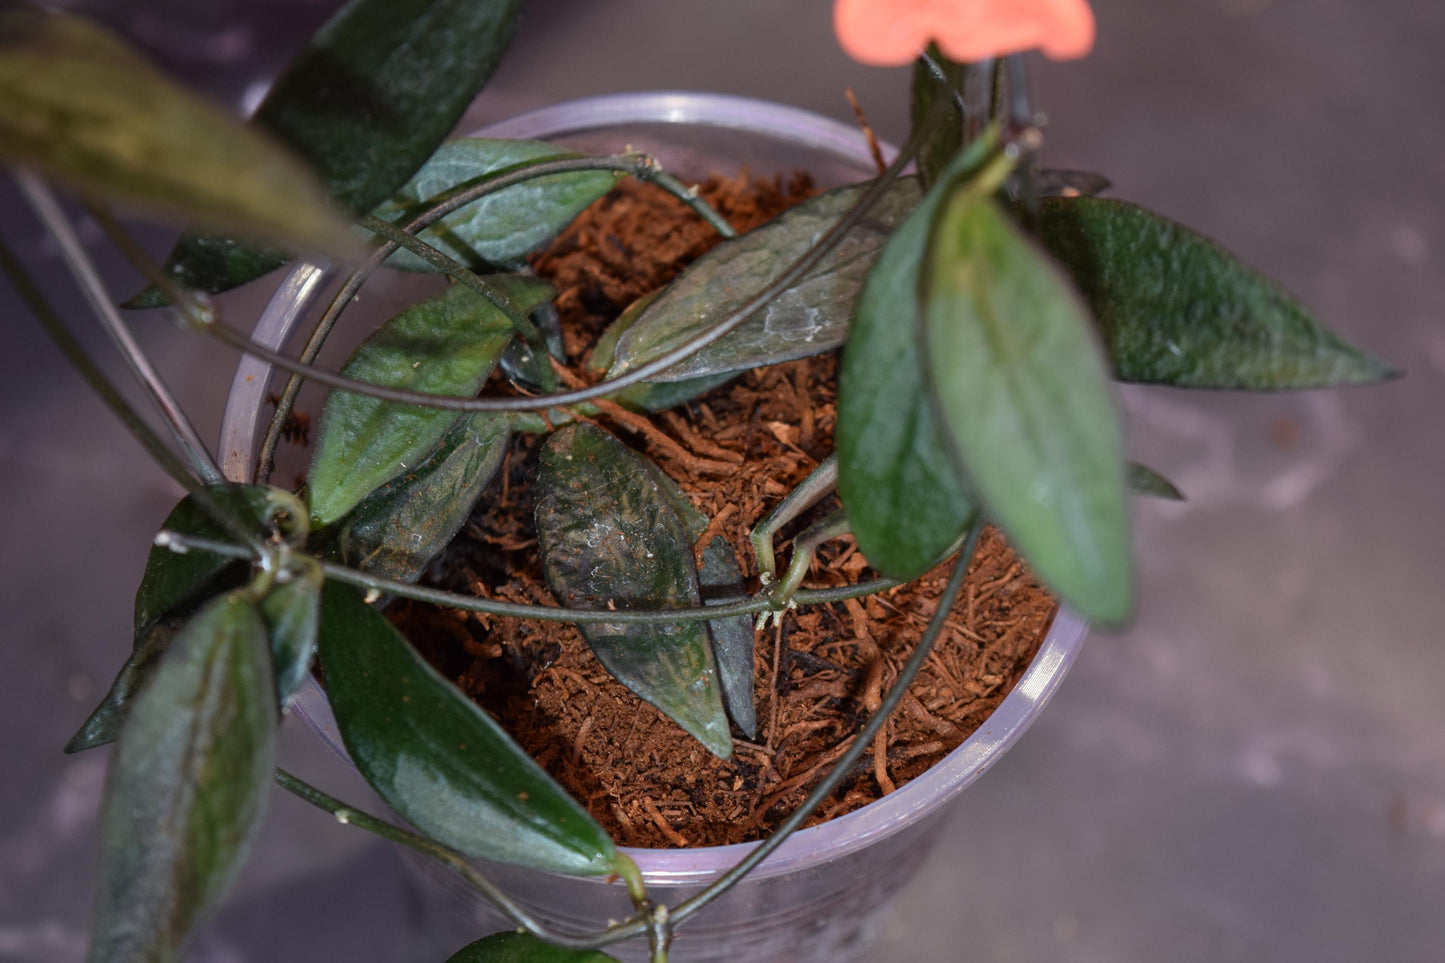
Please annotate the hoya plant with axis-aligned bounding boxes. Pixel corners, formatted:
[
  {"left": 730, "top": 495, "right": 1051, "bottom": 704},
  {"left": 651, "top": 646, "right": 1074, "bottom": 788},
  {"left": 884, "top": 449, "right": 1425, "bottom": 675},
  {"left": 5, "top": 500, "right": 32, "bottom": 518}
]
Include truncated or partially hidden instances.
[{"left": 1, "top": 0, "right": 1395, "bottom": 961}]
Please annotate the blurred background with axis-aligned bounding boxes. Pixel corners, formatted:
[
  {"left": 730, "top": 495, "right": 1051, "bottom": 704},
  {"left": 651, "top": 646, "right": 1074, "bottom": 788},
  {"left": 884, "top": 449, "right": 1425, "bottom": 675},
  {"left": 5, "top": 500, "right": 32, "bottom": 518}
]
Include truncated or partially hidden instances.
[{"left": 3, "top": 1, "right": 1442, "bottom": 960}]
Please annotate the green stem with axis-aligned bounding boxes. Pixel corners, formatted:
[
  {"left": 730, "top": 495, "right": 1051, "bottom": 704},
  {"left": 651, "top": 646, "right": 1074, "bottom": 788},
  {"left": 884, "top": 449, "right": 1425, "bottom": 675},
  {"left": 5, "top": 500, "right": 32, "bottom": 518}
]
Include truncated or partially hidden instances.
[
  {"left": 157, "top": 528, "right": 899, "bottom": 624},
  {"left": 355, "top": 213, "right": 546, "bottom": 351},
  {"left": 274, "top": 769, "right": 650, "bottom": 951},
  {"left": 257, "top": 152, "right": 735, "bottom": 481},
  {"left": 669, "top": 522, "right": 983, "bottom": 926},
  {"left": 13, "top": 172, "right": 224, "bottom": 485}
]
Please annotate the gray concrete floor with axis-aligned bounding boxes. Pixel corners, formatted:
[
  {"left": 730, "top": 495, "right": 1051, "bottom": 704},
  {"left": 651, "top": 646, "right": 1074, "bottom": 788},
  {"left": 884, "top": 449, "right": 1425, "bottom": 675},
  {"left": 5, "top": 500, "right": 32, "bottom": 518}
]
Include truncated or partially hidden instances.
[{"left": 4, "top": 1, "right": 1443, "bottom": 960}]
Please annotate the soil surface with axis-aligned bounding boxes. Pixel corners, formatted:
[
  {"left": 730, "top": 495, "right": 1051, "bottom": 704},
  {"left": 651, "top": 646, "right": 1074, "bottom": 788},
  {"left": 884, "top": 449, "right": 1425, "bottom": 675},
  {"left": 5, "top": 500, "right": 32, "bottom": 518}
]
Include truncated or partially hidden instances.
[{"left": 394, "top": 173, "right": 1057, "bottom": 848}]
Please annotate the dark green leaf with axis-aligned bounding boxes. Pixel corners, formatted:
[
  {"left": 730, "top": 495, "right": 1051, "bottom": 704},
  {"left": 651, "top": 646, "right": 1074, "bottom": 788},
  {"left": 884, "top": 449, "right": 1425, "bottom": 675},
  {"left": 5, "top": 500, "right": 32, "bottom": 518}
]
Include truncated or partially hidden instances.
[
  {"left": 307, "top": 275, "right": 554, "bottom": 526},
  {"left": 89, "top": 592, "right": 275, "bottom": 963},
  {"left": 922, "top": 191, "right": 1132, "bottom": 623},
  {"left": 373, "top": 138, "right": 621, "bottom": 272},
  {"left": 67, "top": 485, "right": 290, "bottom": 753},
  {"left": 911, "top": 45, "right": 966, "bottom": 189},
  {"left": 536, "top": 424, "right": 732, "bottom": 758},
  {"left": 0, "top": 9, "right": 356, "bottom": 259},
  {"left": 587, "top": 290, "right": 734, "bottom": 411},
  {"left": 643, "top": 463, "right": 757, "bottom": 739},
  {"left": 836, "top": 151, "right": 985, "bottom": 581},
  {"left": 1127, "top": 462, "right": 1185, "bottom": 501},
  {"left": 134, "top": 0, "right": 523, "bottom": 301},
  {"left": 500, "top": 300, "right": 565, "bottom": 393},
  {"left": 317, "top": 580, "right": 619, "bottom": 875},
  {"left": 1035, "top": 196, "right": 1398, "bottom": 388},
  {"left": 445, "top": 932, "right": 618, "bottom": 963},
  {"left": 607, "top": 179, "right": 923, "bottom": 383},
  {"left": 336, "top": 412, "right": 511, "bottom": 582},
  {"left": 258, "top": 557, "right": 323, "bottom": 709}
]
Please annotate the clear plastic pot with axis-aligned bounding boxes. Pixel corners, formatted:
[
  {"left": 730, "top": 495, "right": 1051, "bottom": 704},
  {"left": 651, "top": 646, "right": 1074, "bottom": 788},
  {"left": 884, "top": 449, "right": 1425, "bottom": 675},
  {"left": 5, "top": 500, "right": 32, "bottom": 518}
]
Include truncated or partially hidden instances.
[{"left": 220, "top": 92, "right": 1089, "bottom": 963}]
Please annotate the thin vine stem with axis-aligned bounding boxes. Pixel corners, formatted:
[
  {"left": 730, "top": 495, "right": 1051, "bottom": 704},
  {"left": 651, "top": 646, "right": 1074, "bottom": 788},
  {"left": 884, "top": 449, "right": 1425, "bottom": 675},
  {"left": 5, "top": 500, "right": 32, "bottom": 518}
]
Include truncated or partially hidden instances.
[
  {"left": 14, "top": 172, "right": 224, "bottom": 485},
  {"left": 227, "top": 128, "right": 924, "bottom": 429},
  {"left": 273, "top": 769, "right": 651, "bottom": 951},
  {"left": 155, "top": 529, "right": 900, "bottom": 625},
  {"left": 670, "top": 521, "right": 982, "bottom": 926},
  {"left": 0, "top": 235, "right": 196, "bottom": 491},
  {"left": 257, "top": 152, "right": 737, "bottom": 480}
]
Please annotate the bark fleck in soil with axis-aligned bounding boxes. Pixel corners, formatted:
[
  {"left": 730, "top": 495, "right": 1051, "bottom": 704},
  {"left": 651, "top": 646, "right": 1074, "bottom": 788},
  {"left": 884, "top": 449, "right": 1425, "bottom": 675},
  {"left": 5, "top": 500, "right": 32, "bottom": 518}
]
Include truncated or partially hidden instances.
[{"left": 393, "top": 173, "right": 1056, "bottom": 848}]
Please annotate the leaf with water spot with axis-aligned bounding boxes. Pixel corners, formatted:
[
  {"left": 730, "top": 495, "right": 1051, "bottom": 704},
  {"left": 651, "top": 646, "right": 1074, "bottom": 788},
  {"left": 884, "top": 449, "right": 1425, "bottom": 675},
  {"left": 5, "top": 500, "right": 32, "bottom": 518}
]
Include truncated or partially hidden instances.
[
  {"left": 1034, "top": 196, "right": 1398, "bottom": 388},
  {"left": 607, "top": 178, "right": 923, "bottom": 383},
  {"left": 307, "top": 274, "right": 553, "bottom": 526},
  {"left": 373, "top": 138, "right": 622, "bottom": 272},
  {"left": 317, "top": 580, "right": 621, "bottom": 875},
  {"left": 536, "top": 424, "right": 732, "bottom": 758}
]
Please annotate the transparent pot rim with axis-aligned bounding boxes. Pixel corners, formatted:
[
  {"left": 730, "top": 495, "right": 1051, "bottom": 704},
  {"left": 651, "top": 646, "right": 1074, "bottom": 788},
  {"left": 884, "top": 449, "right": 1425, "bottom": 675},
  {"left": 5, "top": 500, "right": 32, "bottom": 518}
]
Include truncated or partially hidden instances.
[{"left": 220, "top": 90, "right": 1089, "bottom": 887}]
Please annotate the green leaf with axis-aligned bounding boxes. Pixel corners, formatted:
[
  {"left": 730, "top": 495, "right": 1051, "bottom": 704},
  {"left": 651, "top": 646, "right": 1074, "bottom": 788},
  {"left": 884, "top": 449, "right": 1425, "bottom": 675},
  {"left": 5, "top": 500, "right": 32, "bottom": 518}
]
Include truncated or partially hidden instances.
[
  {"left": 318, "top": 580, "right": 619, "bottom": 875},
  {"left": 1034, "top": 196, "right": 1398, "bottom": 388},
  {"left": 258, "top": 557, "right": 323, "bottom": 709},
  {"left": 911, "top": 45, "right": 966, "bottom": 189},
  {"left": 922, "top": 190, "right": 1133, "bottom": 624},
  {"left": 836, "top": 150, "right": 987, "bottom": 581},
  {"left": 132, "top": 0, "right": 523, "bottom": 302},
  {"left": 445, "top": 932, "right": 618, "bottom": 963},
  {"left": 607, "top": 178, "right": 923, "bottom": 383},
  {"left": 642, "top": 463, "right": 757, "bottom": 740},
  {"left": 67, "top": 484, "right": 292, "bottom": 753},
  {"left": 1127, "top": 462, "right": 1185, "bottom": 501},
  {"left": 536, "top": 424, "right": 732, "bottom": 758},
  {"left": 1028, "top": 168, "right": 1111, "bottom": 199},
  {"left": 0, "top": 9, "right": 356, "bottom": 260},
  {"left": 306, "top": 275, "right": 554, "bottom": 526},
  {"left": 89, "top": 592, "right": 276, "bottom": 963},
  {"left": 336, "top": 412, "right": 512, "bottom": 582},
  {"left": 587, "top": 290, "right": 735, "bottom": 411},
  {"left": 373, "top": 138, "right": 622, "bottom": 272}
]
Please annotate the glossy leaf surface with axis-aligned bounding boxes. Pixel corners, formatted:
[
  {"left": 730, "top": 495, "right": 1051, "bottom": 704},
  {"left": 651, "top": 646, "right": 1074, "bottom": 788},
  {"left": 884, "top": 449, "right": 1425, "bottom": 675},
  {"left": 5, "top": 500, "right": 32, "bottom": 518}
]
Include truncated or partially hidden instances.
[
  {"left": 836, "top": 157, "right": 980, "bottom": 581},
  {"left": 536, "top": 424, "right": 732, "bottom": 758},
  {"left": 134, "top": 0, "right": 523, "bottom": 301},
  {"left": 337, "top": 412, "right": 512, "bottom": 582},
  {"left": 1035, "top": 196, "right": 1397, "bottom": 388},
  {"left": 317, "top": 580, "right": 618, "bottom": 875},
  {"left": 373, "top": 138, "right": 621, "bottom": 271},
  {"left": 258, "top": 557, "right": 323, "bottom": 709},
  {"left": 445, "top": 932, "right": 617, "bottom": 963},
  {"left": 68, "top": 485, "right": 286, "bottom": 753},
  {"left": 307, "top": 275, "right": 553, "bottom": 526},
  {"left": 923, "top": 191, "right": 1132, "bottom": 623},
  {"left": 0, "top": 9, "right": 354, "bottom": 259},
  {"left": 644, "top": 463, "right": 757, "bottom": 739},
  {"left": 608, "top": 179, "right": 923, "bottom": 382},
  {"left": 90, "top": 592, "right": 275, "bottom": 963}
]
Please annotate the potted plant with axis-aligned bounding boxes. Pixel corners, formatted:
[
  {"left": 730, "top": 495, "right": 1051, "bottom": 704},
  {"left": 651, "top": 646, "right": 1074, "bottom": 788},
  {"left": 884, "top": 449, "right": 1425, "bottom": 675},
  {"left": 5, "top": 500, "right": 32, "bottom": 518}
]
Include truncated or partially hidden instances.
[{"left": 0, "top": 1, "right": 1396, "bottom": 962}]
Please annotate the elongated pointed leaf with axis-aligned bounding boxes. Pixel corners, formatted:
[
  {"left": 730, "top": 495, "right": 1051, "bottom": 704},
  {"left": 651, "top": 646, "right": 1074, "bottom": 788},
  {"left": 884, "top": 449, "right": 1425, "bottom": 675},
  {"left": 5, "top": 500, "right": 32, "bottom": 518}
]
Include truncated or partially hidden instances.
[
  {"left": 131, "top": 0, "right": 523, "bottom": 303},
  {"left": 1128, "top": 462, "right": 1185, "bottom": 501},
  {"left": 587, "top": 291, "right": 734, "bottom": 411},
  {"left": 68, "top": 485, "right": 288, "bottom": 753},
  {"left": 89, "top": 592, "right": 276, "bottom": 963},
  {"left": 836, "top": 149, "right": 986, "bottom": 581},
  {"left": 608, "top": 178, "right": 923, "bottom": 383},
  {"left": 911, "top": 45, "right": 966, "bottom": 189},
  {"left": 317, "top": 580, "right": 619, "bottom": 875},
  {"left": 258, "top": 557, "right": 322, "bottom": 709},
  {"left": 643, "top": 463, "right": 757, "bottom": 739},
  {"left": 307, "top": 275, "right": 553, "bottom": 526},
  {"left": 337, "top": 412, "right": 512, "bottom": 582},
  {"left": 446, "top": 932, "right": 618, "bottom": 963},
  {"left": 0, "top": 9, "right": 355, "bottom": 259},
  {"left": 373, "top": 138, "right": 622, "bottom": 271},
  {"left": 536, "top": 424, "right": 732, "bottom": 758},
  {"left": 1035, "top": 197, "right": 1398, "bottom": 388},
  {"left": 922, "top": 192, "right": 1132, "bottom": 623}
]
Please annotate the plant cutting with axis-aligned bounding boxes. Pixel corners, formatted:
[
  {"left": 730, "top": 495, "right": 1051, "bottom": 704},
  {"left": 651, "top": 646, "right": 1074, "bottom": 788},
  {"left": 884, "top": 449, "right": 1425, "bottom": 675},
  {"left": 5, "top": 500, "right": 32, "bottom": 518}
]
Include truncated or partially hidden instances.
[{"left": 0, "top": 1, "right": 1398, "bottom": 962}]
